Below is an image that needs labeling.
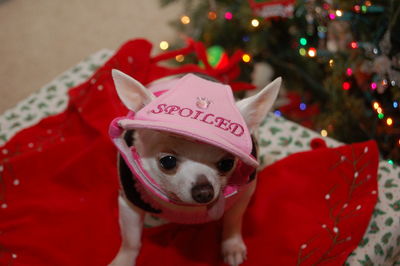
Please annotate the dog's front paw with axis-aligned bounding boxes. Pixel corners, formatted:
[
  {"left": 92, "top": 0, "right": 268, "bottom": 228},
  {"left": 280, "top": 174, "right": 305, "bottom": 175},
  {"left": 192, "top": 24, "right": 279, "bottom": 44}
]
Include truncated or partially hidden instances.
[
  {"left": 221, "top": 235, "right": 247, "bottom": 266},
  {"left": 108, "top": 248, "right": 138, "bottom": 266}
]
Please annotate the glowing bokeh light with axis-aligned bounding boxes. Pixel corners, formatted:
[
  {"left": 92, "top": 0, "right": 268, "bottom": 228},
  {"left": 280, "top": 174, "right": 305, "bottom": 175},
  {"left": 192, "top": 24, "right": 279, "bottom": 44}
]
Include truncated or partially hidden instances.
[
  {"left": 159, "top": 41, "right": 169, "bottom": 50},
  {"left": 225, "top": 12, "right": 233, "bottom": 20},
  {"left": 342, "top": 82, "right": 351, "bottom": 90},
  {"left": 251, "top": 19, "right": 260, "bottom": 27},
  {"left": 350, "top": 42, "right": 358, "bottom": 49},
  {"left": 208, "top": 11, "right": 217, "bottom": 20},
  {"left": 242, "top": 54, "right": 251, "bottom": 63},
  {"left": 181, "top": 15, "right": 191, "bottom": 24},
  {"left": 308, "top": 47, "right": 317, "bottom": 57},
  {"left": 175, "top": 54, "right": 184, "bottom": 62},
  {"left": 300, "top": 37, "right": 307, "bottom": 46}
]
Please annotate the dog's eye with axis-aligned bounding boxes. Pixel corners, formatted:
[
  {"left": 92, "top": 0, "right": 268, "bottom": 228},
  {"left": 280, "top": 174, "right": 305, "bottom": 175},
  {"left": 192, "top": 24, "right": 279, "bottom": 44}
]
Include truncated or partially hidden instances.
[
  {"left": 217, "top": 158, "right": 235, "bottom": 173},
  {"left": 159, "top": 155, "right": 177, "bottom": 170}
]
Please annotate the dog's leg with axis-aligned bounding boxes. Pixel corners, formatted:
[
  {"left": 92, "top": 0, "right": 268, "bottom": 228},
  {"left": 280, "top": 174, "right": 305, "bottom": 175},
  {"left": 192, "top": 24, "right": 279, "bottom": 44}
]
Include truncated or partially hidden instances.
[
  {"left": 221, "top": 180, "right": 257, "bottom": 266},
  {"left": 109, "top": 194, "right": 144, "bottom": 266}
]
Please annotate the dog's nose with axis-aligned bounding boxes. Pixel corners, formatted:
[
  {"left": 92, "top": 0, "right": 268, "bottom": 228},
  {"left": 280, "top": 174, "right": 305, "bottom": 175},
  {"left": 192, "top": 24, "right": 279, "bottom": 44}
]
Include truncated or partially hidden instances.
[{"left": 191, "top": 183, "right": 214, "bottom": 204}]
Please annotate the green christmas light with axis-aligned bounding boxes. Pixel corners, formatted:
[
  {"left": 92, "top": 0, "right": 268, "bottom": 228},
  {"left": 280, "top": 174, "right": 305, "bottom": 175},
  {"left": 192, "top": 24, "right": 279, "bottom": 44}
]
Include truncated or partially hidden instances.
[
  {"left": 361, "top": 5, "right": 367, "bottom": 13},
  {"left": 300, "top": 37, "right": 307, "bottom": 46},
  {"left": 378, "top": 113, "right": 384, "bottom": 119},
  {"left": 388, "top": 160, "right": 394, "bottom": 165}
]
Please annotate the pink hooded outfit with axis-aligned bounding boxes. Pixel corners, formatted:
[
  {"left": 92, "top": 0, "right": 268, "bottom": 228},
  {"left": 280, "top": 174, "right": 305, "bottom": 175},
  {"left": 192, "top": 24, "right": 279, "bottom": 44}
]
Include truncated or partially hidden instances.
[{"left": 109, "top": 74, "right": 258, "bottom": 224}]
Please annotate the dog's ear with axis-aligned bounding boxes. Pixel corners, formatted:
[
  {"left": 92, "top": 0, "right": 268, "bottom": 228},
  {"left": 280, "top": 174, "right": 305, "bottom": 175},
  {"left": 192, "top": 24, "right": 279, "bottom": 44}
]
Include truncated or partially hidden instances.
[
  {"left": 112, "top": 69, "right": 155, "bottom": 112},
  {"left": 236, "top": 77, "right": 281, "bottom": 132}
]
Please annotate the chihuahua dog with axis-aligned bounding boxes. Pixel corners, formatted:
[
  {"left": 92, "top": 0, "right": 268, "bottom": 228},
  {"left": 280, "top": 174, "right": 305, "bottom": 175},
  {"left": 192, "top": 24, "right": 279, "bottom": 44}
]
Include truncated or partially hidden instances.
[{"left": 109, "top": 70, "right": 281, "bottom": 266}]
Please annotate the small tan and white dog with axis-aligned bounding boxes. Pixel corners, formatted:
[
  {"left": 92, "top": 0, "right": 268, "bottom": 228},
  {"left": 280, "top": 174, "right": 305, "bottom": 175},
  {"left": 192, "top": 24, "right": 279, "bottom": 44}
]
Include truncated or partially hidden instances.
[{"left": 109, "top": 70, "right": 281, "bottom": 266}]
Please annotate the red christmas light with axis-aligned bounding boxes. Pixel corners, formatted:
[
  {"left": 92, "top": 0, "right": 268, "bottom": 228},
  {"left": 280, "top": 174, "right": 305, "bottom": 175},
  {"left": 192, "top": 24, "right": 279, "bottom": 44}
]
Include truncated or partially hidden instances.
[
  {"left": 350, "top": 42, "right": 358, "bottom": 49},
  {"left": 308, "top": 47, "right": 317, "bottom": 57},
  {"left": 342, "top": 82, "right": 351, "bottom": 90}
]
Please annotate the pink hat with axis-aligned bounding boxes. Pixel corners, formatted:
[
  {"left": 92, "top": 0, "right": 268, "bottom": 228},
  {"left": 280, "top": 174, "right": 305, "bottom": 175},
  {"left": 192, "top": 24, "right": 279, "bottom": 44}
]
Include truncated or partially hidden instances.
[
  {"left": 109, "top": 74, "right": 258, "bottom": 218},
  {"left": 117, "top": 73, "right": 258, "bottom": 168}
]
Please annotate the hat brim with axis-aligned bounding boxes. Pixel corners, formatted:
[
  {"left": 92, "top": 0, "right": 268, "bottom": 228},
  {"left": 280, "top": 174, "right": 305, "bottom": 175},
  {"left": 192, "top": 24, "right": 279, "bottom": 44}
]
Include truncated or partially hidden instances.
[{"left": 118, "top": 119, "right": 259, "bottom": 168}]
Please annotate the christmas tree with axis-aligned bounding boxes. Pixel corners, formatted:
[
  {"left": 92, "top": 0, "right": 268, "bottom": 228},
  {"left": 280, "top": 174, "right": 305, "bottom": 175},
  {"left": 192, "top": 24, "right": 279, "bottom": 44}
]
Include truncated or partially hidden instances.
[{"left": 159, "top": 0, "right": 400, "bottom": 164}]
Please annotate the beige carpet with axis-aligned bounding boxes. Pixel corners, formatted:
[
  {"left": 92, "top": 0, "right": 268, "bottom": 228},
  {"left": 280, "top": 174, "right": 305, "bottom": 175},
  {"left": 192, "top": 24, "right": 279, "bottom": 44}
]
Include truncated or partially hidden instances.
[{"left": 0, "top": 0, "right": 182, "bottom": 114}]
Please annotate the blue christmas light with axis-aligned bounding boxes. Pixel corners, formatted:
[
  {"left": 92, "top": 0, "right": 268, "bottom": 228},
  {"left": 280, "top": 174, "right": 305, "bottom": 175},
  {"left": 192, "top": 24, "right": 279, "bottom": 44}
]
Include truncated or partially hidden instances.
[
  {"left": 274, "top": 110, "right": 282, "bottom": 116},
  {"left": 299, "top": 103, "right": 307, "bottom": 111},
  {"left": 394, "top": 101, "right": 399, "bottom": 109},
  {"left": 242, "top": 36, "right": 250, "bottom": 42}
]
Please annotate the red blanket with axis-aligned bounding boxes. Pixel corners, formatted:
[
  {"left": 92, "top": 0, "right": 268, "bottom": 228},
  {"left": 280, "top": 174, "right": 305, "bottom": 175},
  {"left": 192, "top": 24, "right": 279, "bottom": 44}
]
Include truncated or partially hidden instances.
[{"left": 0, "top": 40, "right": 378, "bottom": 266}]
